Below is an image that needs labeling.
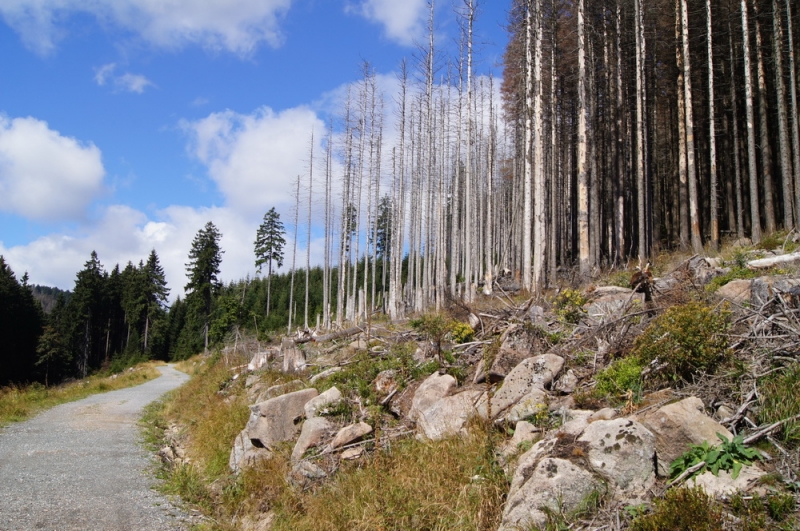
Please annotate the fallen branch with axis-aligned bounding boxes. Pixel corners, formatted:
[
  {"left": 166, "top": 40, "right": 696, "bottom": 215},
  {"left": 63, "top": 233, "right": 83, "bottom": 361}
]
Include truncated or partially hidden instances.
[
  {"left": 743, "top": 413, "right": 800, "bottom": 445},
  {"left": 747, "top": 251, "right": 800, "bottom": 270}
]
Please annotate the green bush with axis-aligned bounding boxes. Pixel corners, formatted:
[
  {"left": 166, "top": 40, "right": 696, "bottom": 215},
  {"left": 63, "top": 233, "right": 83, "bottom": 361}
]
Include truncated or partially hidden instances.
[
  {"left": 594, "top": 356, "right": 644, "bottom": 402},
  {"left": 450, "top": 321, "right": 474, "bottom": 344},
  {"left": 552, "top": 288, "right": 588, "bottom": 324},
  {"left": 633, "top": 302, "right": 731, "bottom": 383}
]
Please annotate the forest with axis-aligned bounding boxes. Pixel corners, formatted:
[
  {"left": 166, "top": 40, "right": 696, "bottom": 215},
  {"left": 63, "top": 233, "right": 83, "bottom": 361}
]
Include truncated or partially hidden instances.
[{"left": 1, "top": 0, "right": 799, "bottom": 385}]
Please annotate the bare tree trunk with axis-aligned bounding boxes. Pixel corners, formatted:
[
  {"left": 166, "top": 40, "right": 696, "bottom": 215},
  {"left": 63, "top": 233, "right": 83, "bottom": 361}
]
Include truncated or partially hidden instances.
[
  {"left": 304, "top": 131, "right": 313, "bottom": 330},
  {"left": 677, "top": 0, "right": 690, "bottom": 251},
  {"left": 742, "top": 0, "right": 762, "bottom": 243},
  {"left": 532, "top": 0, "right": 545, "bottom": 291},
  {"left": 681, "top": 0, "right": 703, "bottom": 252},
  {"left": 754, "top": 1, "right": 776, "bottom": 234},
  {"left": 787, "top": 0, "right": 800, "bottom": 229},
  {"left": 522, "top": 0, "right": 533, "bottom": 292},
  {"left": 707, "top": 0, "right": 719, "bottom": 248},
  {"left": 731, "top": 27, "right": 746, "bottom": 239},
  {"left": 288, "top": 176, "right": 300, "bottom": 334},
  {"left": 577, "top": 0, "right": 590, "bottom": 275},
  {"left": 635, "top": 0, "right": 648, "bottom": 259},
  {"left": 773, "top": 0, "right": 794, "bottom": 229}
]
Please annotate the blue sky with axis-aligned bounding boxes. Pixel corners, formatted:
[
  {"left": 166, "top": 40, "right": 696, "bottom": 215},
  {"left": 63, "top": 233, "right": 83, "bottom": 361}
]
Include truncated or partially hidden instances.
[{"left": 0, "top": 0, "right": 509, "bottom": 298}]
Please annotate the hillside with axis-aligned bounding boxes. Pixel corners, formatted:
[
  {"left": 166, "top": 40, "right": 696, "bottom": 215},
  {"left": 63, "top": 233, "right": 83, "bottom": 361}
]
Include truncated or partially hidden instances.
[{"left": 145, "top": 242, "right": 800, "bottom": 531}]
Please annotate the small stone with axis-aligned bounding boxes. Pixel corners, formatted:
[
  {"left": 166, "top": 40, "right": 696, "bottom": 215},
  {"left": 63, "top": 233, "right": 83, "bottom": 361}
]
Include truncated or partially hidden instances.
[{"left": 330, "top": 422, "right": 372, "bottom": 449}]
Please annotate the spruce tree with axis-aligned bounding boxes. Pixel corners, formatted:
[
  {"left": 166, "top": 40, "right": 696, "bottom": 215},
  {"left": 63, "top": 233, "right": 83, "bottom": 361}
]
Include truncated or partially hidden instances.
[
  {"left": 185, "top": 222, "right": 223, "bottom": 352},
  {"left": 254, "top": 207, "right": 285, "bottom": 317}
]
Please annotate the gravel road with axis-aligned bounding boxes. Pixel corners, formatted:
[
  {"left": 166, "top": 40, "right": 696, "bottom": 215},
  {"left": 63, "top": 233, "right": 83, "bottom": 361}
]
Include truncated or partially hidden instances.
[{"left": 0, "top": 365, "right": 194, "bottom": 531}]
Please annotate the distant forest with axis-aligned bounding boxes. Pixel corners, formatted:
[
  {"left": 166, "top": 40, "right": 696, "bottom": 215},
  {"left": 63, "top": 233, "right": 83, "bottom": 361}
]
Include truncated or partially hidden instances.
[{"left": 3, "top": 0, "right": 800, "bottom": 385}]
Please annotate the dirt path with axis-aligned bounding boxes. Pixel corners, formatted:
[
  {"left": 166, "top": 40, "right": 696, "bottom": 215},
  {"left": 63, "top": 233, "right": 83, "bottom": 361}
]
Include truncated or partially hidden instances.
[{"left": 0, "top": 365, "right": 193, "bottom": 531}]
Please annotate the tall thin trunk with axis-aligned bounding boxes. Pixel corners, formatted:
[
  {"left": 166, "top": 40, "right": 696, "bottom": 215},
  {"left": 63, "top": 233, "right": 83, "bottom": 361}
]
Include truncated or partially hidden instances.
[
  {"left": 577, "top": 0, "right": 590, "bottom": 275},
  {"left": 787, "top": 0, "right": 800, "bottom": 229},
  {"left": 773, "top": 0, "right": 794, "bottom": 229},
  {"left": 304, "top": 131, "right": 313, "bottom": 330},
  {"left": 742, "top": 0, "right": 762, "bottom": 243},
  {"left": 522, "top": 1, "right": 533, "bottom": 292},
  {"left": 754, "top": 1, "right": 776, "bottom": 233},
  {"left": 532, "top": 0, "right": 545, "bottom": 290},
  {"left": 681, "top": 0, "right": 703, "bottom": 252},
  {"left": 635, "top": 0, "right": 648, "bottom": 259},
  {"left": 677, "top": 0, "right": 690, "bottom": 251},
  {"left": 707, "top": 0, "right": 719, "bottom": 248}
]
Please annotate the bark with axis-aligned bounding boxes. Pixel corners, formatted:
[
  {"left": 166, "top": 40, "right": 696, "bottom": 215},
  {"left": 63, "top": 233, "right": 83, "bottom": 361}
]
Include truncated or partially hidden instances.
[{"left": 742, "top": 0, "right": 762, "bottom": 243}]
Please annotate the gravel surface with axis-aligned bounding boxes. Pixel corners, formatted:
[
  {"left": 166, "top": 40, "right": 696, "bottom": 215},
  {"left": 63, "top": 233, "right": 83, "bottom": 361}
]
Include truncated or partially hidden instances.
[{"left": 0, "top": 365, "right": 195, "bottom": 531}]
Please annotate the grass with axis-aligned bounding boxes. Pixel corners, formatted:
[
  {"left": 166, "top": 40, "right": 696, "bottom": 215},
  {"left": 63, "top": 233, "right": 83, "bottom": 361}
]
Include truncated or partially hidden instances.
[
  {"left": 0, "top": 361, "right": 162, "bottom": 426},
  {"left": 271, "top": 422, "right": 507, "bottom": 531}
]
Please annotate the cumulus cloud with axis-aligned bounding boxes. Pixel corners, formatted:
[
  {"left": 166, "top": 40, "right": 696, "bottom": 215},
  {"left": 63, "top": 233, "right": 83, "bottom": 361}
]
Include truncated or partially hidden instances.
[
  {"left": 347, "top": 0, "right": 427, "bottom": 46},
  {"left": 182, "top": 106, "right": 325, "bottom": 218},
  {"left": 0, "top": 0, "right": 294, "bottom": 56},
  {"left": 0, "top": 116, "right": 106, "bottom": 222},
  {"left": 94, "top": 63, "right": 155, "bottom": 93}
]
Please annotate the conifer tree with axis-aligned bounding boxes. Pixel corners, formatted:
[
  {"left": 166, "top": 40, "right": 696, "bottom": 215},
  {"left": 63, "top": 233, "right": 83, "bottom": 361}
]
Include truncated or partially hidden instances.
[
  {"left": 186, "top": 222, "right": 223, "bottom": 352},
  {"left": 255, "top": 207, "right": 286, "bottom": 318}
]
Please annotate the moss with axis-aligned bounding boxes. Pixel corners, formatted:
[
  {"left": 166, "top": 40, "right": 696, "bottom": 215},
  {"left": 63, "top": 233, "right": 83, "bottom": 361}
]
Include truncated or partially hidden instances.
[{"left": 630, "top": 487, "right": 723, "bottom": 531}]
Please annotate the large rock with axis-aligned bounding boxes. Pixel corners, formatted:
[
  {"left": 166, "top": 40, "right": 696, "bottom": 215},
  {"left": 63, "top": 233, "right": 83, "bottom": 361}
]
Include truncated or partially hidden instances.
[
  {"left": 688, "top": 465, "right": 765, "bottom": 496},
  {"left": 372, "top": 369, "right": 398, "bottom": 397},
  {"left": 408, "top": 372, "right": 457, "bottom": 422},
  {"left": 499, "top": 457, "right": 603, "bottom": 531},
  {"left": 578, "top": 418, "right": 656, "bottom": 501},
  {"left": 291, "top": 416, "right": 334, "bottom": 462},
  {"left": 247, "top": 388, "right": 319, "bottom": 449},
  {"left": 248, "top": 379, "right": 304, "bottom": 405},
  {"left": 416, "top": 389, "right": 485, "bottom": 440},
  {"left": 488, "top": 354, "right": 564, "bottom": 416},
  {"left": 330, "top": 422, "right": 373, "bottom": 449},
  {"left": 304, "top": 386, "right": 342, "bottom": 418},
  {"left": 637, "top": 396, "right": 733, "bottom": 476},
  {"left": 505, "top": 388, "right": 548, "bottom": 424},
  {"left": 229, "top": 429, "right": 271, "bottom": 473},
  {"left": 715, "top": 279, "right": 751, "bottom": 304},
  {"left": 487, "top": 334, "right": 531, "bottom": 383}
]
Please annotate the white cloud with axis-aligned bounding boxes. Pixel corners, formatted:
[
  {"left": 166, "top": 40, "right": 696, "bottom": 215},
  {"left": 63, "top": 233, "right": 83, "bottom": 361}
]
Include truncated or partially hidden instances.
[
  {"left": 117, "top": 72, "right": 154, "bottom": 93},
  {"left": 0, "top": 116, "right": 106, "bottom": 222},
  {"left": 94, "top": 63, "right": 116, "bottom": 86},
  {"left": 347, "top": 0, "right": 427, "bottom": 46},
  {"left": 182, "top": 106, "right": 325, "bottom": 219},
  {"left": 94, "top": 63, "right": 154, "bottom": 93},
  {"left": 0, "top": 0, "right": 294, "bottom": 56}
]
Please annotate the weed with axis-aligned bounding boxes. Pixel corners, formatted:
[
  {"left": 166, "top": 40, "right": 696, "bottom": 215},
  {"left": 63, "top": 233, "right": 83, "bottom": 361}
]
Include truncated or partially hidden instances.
[
  {"left": 633, "top": 302, "right": 731, "bottom": 384},
  {"left": 668, "top": 433, "right": 762, "bottom": 482},
  {"left": 766, "top": 492, "right": 796, "bottom": 521},
  {"left": 410, "top": 312, "right": 456, "bottom": 362},
  {"left": 629, "top": 487, "right": 723, "bottom": 531}
]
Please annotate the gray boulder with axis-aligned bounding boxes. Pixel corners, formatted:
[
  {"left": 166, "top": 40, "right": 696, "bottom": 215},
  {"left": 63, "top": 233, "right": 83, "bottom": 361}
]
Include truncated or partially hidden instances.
[
  {"left": 247, "top": 388, "right": 319, "bottom": 449},
  {"left": 291, "top": 416, "right": 334, "bottom": 462},
  {"left": 416, "top": 389, "right": 485, "bottom": 440},
  {"left": 409, "top": 372, "right": 457, "bottom": 422},
  {"left": 578, "top": 418, "right": 656, "bottom": 501},
  {"left": 304, "top": 386, "right": 342, "bottom": 418},
  {"left": 499, "top": 457, "right": 602, "bottom": 531},
  {"left": 487, "top": 354, "right": 564, "bottom": 416},
  {"left": 637, "top": 396, "right": 733, "bottom": 476}
]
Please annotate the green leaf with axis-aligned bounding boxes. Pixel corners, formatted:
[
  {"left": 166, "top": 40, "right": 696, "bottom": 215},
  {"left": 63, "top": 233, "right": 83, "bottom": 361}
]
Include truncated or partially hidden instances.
[{"left": 731, "top": 460, "right": 742, "bottom": 480}]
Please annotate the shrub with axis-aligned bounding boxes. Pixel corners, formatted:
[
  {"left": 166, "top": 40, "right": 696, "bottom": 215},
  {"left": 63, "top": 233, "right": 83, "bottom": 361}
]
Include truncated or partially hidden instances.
[
  {"left": 594, "top": 356, "right": 644, "bottom": 402},
  {"left": 410, "top": 313, "right": 455, "bottom": 361},
  {"left": 630, "top": 487, "right": 723, "bottom": 531},
  {"left": 633, "top": 302, "right": 731, "bottom": 383},
  {"left": 552, "top": 288, "right": 588, "bottom": 324},
  {"left": 450, "top": 321, "right": 475, "bottom": 344}
]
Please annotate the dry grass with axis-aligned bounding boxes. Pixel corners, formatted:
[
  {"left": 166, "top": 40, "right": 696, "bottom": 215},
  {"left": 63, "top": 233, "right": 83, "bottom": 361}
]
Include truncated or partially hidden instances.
[
  {"left": 271, "top": 424, "right": 507, "bottom": 531},
  {"left": 0, "top": 361, "right": 163, "bottom": 426}
]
